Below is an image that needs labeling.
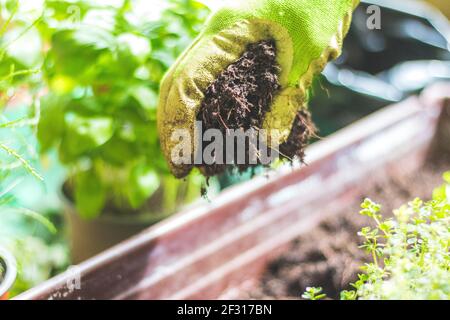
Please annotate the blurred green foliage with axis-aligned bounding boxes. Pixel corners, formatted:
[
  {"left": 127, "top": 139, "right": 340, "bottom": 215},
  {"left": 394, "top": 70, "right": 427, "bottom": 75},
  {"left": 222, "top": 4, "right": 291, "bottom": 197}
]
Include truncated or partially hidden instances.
[
  {"left": 0, "top": 104, "right": 69, "bottom": 298},
  {"left": 0, "top": 0, "right": 42, "bottom": 107},
  {"left": 35, "top": 0, "right": 210, "bottom": 218},
  {"left": 0, "top": 208, "right": 68, "bottom": 297},
  {"left": 1, "top": 0, "right": 69, "bottom": 297},
  {"left": 0, "top": 0, "right": 213, "bottom": 297}
]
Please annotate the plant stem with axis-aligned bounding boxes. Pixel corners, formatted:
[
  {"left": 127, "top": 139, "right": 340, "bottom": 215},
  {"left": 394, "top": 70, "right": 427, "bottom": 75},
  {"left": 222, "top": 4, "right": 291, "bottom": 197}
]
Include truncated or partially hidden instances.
[
  {"left": 372, "top": 239, "right": 379, "bottom": 267},
  {"left": 0, "top": 142, "right": 43, "bottom": 181}
]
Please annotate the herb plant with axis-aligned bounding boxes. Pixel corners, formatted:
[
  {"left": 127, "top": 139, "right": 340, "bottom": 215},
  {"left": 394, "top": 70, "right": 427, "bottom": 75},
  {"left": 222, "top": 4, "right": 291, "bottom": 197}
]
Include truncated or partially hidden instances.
[
  {"left": 36, "top": 0, "right": 210, "bottom": 218},
  {"left": 304, "top": 172, "right": 450, "bottom": 300},
  {"left": 0, "top": 121, "right": 67, "bottom": 297},
  {"left": 1, "top": 0, "right": 42, "bottom": 108},
  {"left": 1, "top": 0, "right": 69, "bottom": 297},
  {"left": 302, "top": 287, "right": 327, "bottom": 300}
]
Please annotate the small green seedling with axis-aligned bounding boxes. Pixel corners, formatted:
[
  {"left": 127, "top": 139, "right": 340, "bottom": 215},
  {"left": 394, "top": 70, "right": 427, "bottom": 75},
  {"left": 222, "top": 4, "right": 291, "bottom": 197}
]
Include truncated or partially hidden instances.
[
  {"left": 304, "top": 171, "right": 450, "bottom": 300},
  {"left": 302, "top": 287, "right": 327, "bottom": 300}
]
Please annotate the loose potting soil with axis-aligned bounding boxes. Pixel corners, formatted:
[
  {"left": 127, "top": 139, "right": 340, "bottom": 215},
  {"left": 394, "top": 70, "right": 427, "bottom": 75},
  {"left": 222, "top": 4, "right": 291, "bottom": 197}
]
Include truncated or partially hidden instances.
[
  {"left": 196, "top": 40, "right": 315, "bottom": 176},
  {"left": 238, "top": 160, "right": 450, "bottom": 300}
]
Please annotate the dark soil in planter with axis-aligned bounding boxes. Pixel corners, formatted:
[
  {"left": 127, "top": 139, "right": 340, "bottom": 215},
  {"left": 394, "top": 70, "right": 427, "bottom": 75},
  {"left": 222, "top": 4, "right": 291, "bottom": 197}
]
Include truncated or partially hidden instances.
[
  {"left": 196, "top": 40, "right": 315, "bottom": 176},
  {"left": 240, "top": 159, "right": 450, "bottom": 300}
]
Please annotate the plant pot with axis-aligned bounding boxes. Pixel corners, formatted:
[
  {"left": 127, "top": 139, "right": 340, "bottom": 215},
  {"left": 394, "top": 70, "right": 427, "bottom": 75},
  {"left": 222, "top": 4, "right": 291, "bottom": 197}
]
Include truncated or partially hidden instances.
[
  {"left": 64, "top": 201, "right": 173, "bottom": 264},
  {"left": 15, "top": 83, "right": 450, "bottom": 300},
  {"left": 63, "top": 175, "right": 208, "bottom": 264},
  {"left": 0, "top": 247, "right": 17, "bottom": 300}
]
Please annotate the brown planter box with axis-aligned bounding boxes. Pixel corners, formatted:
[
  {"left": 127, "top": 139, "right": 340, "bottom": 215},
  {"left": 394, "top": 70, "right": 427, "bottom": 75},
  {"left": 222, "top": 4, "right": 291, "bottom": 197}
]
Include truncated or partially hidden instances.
[{"left": 15, "top": 83, "right": 450, "bottom": 300}]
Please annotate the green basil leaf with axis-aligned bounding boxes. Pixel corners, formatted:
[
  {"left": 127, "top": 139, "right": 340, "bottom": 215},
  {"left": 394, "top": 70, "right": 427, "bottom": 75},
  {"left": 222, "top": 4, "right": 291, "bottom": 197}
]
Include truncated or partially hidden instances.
[
  {"left": 74, "top": 169, "right": 106, "bottom": 219},
  {"left": 127, "top": 164, "right": 160, "bottom": 209}
]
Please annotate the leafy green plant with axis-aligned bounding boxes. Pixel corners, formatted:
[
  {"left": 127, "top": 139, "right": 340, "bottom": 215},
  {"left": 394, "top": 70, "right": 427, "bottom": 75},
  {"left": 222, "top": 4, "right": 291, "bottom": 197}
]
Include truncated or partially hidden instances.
[
  {"left": 0, "top": 80, "right": 68, "bottom": 299},
  {"left": 1, "top": 0, "right": 43, "bottom": 182},
  {"left": 36, "top": 0, "right": 210, "bottom": 219},
  {"left": 1, "top": 2, "right": 41, "bottom": 189},
  {"left": 304, "top": 172, "right": 450, "bottom": 300},
  {"left": 1, "top": 0, "right": 43, "bottom": 197},
  {"left": 0, "top": 0, "right": 69, "bottom": 297},
  {"left": 1, "top": 0, "right": 42, "bottom": 108},
  {"left": 302, "top": 287, "right": 327, "bottom": 300},
  {"left": 0, "top": 94, "right": 68, "bottom": 299},
  {"left": 0, "top": 233, "right": 67, "bottom": 297}
]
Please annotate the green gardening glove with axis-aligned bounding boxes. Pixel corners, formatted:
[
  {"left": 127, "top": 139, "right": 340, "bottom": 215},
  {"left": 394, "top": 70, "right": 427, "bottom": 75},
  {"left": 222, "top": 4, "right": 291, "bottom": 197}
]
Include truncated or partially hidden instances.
[{"left": 158, "top": 0, "right": 359, "bottom": 178}]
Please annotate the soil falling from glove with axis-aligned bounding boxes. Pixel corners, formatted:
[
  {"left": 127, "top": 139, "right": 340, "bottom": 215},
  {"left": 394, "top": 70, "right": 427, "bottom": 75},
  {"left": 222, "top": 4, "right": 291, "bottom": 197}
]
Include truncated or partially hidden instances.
[{"left": 196, "top": 40, "right": 315, "bottom": 176}]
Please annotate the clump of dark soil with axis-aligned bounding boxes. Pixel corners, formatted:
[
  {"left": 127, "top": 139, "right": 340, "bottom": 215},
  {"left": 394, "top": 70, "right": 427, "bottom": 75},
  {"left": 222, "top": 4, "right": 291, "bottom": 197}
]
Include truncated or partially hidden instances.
[
  {"left": 279, "top": 110, "right": 316, "bottom": 161},
  {"left": 196, "top": 40, "right": 315, "bottom": 176},
  {"left": 239, "top": 160, "right": 449, "bottom": 300}
]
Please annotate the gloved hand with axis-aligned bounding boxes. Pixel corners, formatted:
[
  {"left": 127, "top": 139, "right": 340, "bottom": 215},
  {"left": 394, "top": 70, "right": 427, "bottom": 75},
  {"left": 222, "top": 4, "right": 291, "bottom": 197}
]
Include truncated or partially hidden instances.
[{"left": 158, "top": 0, "right": 359, "bottom": 178}]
